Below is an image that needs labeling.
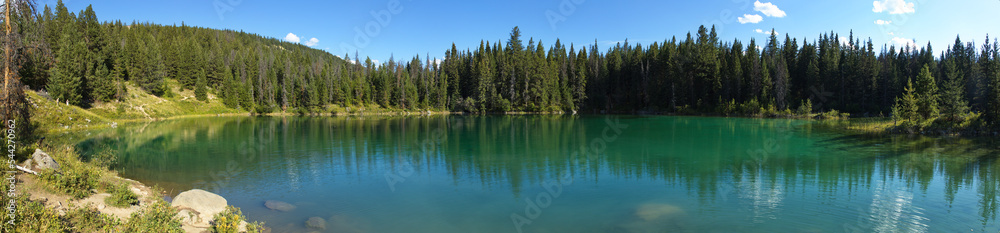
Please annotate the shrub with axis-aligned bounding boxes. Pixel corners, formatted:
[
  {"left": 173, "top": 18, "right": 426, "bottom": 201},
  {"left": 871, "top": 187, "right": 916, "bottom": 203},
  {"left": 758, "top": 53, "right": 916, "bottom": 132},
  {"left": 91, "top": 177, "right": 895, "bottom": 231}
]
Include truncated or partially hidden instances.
[
  {"left": 495, "top": 98, "right": 512, "bottom": 113},
  {"left": 719, "top": 99, "right": 738, "bottom": 116},
  {"left": 13, "top": 197, "right": 65, "bottom": 232},
  {"left": 64, "top": 206, "right": 123, "bottom": 232},
  {"left": 817, "top": 109, "right": 849, "bottom": 120},
  {"left": 211, "top": 206, "right": 265, "bottom": 233},
  {"left": 740, "top": 99, "right": 761, "bottom": 116},
  {"left": 123, "top": 201, "right": 184, "bottom": 233},
  {"left": 105, "top": 182, "right": 139, "bottom": 208},
  {"left": 41, "top": 165, "right": 100, "bottom": 199},
  {"left": 796, "top": 99, "right": 812, "bottom": 116}
]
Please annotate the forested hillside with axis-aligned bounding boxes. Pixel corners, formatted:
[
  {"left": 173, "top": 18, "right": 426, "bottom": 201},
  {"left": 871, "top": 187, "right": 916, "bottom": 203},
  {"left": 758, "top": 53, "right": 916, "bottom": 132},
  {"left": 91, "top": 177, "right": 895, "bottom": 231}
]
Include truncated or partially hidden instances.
[{"left": 13, "top": 1, "right": 1000, "bottom": 129}]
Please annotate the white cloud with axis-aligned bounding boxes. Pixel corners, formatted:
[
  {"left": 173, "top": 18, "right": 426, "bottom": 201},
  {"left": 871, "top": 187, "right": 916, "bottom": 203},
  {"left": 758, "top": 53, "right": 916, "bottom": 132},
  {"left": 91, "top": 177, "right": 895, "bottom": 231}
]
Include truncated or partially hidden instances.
[
  {"left": 754, "top": 29, "right": 777, "bottom": 35},
  {"left": 372, "top": 59, "right": 380, "bottom": 64},
  {"left": 839, "top": 36, "right": 853, "bottom": 48},
  {"left": 874, "top": 19, "right": 892, "bottom": 25},
  {"left": 754, "top": 1, "right": 786, "bottom": 18},
  {"left": 283, "top": 33, "right": 300, "bottom": 43},
  {"left": 738, "top": 14, "right": 764, "bottom": 24},
  {"left": 889, "top": 37, "right": 917, "bottom": 49},
  {"left": 600, "top": 40, "right": 625, "bottom": 46},
  {"left": 873, "top": 0, "right": 915, "bottom": 14},
  {"left": 304, "top": 38, "right": 319, "bottom": 47},
  {"left": 888, "top": 32, "right": 894, "bottom": 35},
  {"left": 433, "top": 59, "right": 443, "bottom": 67}
]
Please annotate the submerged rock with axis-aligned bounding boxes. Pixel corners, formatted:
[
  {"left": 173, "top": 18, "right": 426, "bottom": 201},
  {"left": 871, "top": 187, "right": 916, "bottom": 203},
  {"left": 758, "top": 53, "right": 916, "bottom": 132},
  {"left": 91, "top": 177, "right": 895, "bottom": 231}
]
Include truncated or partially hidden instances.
[
  {"left": 30, "top": 149, "right": 61, "bottom": 171},
  {"left": 264, "top": 200, "right": 296, "bottom": 212},
  {"left": 171, "top": 189, "right": 228, "bottom": 228},
  {"left": 634, "top": 203, "right": 684, "bottom": 221},
  {"left": 328, "top": 214, "right": 370, "bottom": 233},
  {"left": 305, "top": 217, "right": 327, "bottom": 230}
]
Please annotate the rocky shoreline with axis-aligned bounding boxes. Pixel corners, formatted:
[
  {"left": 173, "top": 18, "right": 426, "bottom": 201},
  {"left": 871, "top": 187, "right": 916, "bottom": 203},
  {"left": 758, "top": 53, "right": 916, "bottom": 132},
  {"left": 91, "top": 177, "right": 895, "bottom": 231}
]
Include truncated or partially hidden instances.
[{"left": 18, "top": 148, "right": 261, "bottom": 233}]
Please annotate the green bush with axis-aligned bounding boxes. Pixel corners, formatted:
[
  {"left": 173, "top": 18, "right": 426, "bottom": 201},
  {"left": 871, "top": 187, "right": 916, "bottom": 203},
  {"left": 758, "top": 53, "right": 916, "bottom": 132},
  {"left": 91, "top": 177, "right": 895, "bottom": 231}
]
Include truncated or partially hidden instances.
[
  {"left": 212, "top": 206, "right": 265, "bottom": 233},
  {"left": 495, "top": 98, "right": 512, "bottom": 113},
  {"left": 740, "top": 99, "right": 761, "bottom": 116},
  {"left": 41, "top": 165, "right": 100, "bottom": 199},
  {"left": 817, "top": 109, "right": 850, "bottom": 120},
  {"left": 796, "top": 99, "right": 813, "bottom": 116},
  {"left": 6, "top": 196, "right": 64, "bottom": 232},
  {"left": 123, "top": 201, "right": 184, "bottom": 233},
  {"left": 105, "top": 182, "right": 139, "bottom": 208},
  {"left": 64, "top": 206, "right": 123, "bottom": 232},
  {"left": 719, "top": 99, "right": 738, "bottom": 116}
]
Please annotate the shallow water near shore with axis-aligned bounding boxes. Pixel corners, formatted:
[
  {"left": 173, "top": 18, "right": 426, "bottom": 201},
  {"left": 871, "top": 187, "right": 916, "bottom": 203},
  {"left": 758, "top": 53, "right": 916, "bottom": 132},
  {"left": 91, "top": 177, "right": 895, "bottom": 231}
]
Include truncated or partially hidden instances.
[{"left": 60, "top": 115, "right": 1000, "bottom": 232}]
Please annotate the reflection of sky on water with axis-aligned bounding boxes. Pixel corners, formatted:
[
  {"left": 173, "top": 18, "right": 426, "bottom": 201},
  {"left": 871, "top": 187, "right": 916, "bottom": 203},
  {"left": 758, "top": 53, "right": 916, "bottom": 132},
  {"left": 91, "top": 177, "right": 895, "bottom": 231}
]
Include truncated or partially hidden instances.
[
  {"left": 59, "top": 116, "right": 1000, "bottom": 232},
  {"left": 868, "top": 170, "right": 929, "bottom": 233}
]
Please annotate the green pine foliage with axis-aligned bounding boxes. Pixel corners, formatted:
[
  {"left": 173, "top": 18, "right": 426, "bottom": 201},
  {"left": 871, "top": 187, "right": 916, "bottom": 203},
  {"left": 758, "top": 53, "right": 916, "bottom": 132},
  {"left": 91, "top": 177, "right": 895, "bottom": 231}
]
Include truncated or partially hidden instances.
[
  {"left": 195, "top": 68, "right": 208, "bottom": 101},
  {"left": 15, "top": 1, "right": 1000, "bottom": 130},
  {"left": 914, "top": 65, "right": 940, "bottom": 119},
  {"left": 939, "top": 59, "right": 970, "bottom": 120},
  {"left": 47, "top": 26, "right": 85, "bottom": 105},
  {"left": 896, "top": 78, "right": 921, "bottom": 122}
]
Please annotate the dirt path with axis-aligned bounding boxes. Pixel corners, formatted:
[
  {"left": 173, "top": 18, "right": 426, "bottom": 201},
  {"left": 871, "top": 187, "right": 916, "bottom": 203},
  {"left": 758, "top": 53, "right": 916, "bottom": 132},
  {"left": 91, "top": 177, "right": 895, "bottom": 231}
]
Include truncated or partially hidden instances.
[{"left": 20, "top": 173, "right": 161, "bottom": 222}]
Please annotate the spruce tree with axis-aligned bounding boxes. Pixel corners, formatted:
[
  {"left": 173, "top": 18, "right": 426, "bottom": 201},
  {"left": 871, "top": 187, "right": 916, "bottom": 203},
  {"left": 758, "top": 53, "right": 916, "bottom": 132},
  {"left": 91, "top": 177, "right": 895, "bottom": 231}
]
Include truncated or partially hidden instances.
[
  {"left": 987, "top": 40, "right": 1000, "bottom": 128},
  {"left": 195, "top": 68, "right": 207, "bottom": 101},
  {"left": 914, "top": 65, "right": 939, "bottom": 119},
  {"left": 896, "top": 78, "right": 921, "bottom": 122},
  {"left": 48, "top": 28, "right": 85, "bottom": 105},
  {"left": 939, "top": 59, "right": 969, "bottom": 120},
  {"left": 91, "top": 61, "right": 114, "bottom": 102}
]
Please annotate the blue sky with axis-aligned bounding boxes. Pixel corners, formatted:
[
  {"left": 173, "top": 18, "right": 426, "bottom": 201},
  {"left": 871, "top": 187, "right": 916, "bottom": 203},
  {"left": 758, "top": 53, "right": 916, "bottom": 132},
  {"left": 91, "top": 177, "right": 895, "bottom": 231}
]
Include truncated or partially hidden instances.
[{"left": 55, "top": 0, "right": 1000, "bottom": 63}]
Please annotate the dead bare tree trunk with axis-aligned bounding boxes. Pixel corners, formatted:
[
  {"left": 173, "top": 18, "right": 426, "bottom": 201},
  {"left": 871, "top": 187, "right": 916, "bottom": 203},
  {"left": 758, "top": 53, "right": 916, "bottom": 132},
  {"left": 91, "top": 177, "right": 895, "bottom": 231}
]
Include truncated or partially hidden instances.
[{"left": 1, "top": 0, "right": 37, "bottom": 142}]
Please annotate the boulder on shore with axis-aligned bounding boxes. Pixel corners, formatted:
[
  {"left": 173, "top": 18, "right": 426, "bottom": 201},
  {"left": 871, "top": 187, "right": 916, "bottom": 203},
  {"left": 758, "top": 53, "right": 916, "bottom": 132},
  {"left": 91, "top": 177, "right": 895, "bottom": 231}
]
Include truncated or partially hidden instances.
[
  {"left": 264, "top": 200, "right": 296, "bottom": 212},
  {"left": 30, "top": 149, "right": 61, "bottom": 172},
  {"left": 171, "top": 189, "right": 228, "bottom": 228}
]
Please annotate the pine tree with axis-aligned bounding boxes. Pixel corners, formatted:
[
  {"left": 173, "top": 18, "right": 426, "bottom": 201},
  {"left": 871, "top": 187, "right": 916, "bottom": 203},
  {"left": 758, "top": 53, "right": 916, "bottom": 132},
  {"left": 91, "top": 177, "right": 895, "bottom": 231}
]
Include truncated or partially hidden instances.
[
  {"left": 572, "top": 47, "right": 588, "bottom": 110},
  {"left": 221, "top": 66, "right": 238, "bottom": 108},
  {"left": 896, "top": 78, "right": 920, "bottom": 122},
  {"left": 987, "top": 39, "right": 1000, "bottom": 128},
  {"left": 48, "top": 27, "right": 85, "bottom": 105},
  {"left": 195, "top": 68, "right": 207, "bottom": 101},
  {"left": 939, "top": 59, "right": 969, "bottom": 120},
  {"left": 91, "top": 61, "right": 114, "bottom": 102},
  {"left": 914, "top": 65, "right": 939, "bottom": 119}
]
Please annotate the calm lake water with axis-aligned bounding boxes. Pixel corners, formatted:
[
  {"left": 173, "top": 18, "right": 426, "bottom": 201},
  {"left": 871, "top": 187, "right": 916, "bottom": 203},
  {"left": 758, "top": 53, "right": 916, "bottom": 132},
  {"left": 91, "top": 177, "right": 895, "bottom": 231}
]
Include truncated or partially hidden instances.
[{"left": 62, "top": 115, "right": 1000, "bottom": 232}]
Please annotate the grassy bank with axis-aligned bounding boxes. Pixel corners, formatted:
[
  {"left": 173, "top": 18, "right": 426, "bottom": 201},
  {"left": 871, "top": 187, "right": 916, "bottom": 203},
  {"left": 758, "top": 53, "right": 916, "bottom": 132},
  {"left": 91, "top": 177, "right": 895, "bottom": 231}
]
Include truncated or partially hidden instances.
[
  {"left": 29, "top": 80, "right": 462, "bottom": 134},
  {"left": 814, "top": 113, "right": 997, "bottom": 137},
  {"left": 3, "top": 143, "right": 264, "bottom": 232},
  {"left": 14, "top": 80, "right": 273, "bottom": 232}
]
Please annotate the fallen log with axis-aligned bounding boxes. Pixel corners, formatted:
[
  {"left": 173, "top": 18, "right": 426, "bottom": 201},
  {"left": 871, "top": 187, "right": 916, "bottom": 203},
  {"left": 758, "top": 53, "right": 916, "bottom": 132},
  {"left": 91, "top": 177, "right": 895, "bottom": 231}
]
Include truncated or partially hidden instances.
[{"left": 15, "top": 165, "right": 38, "bottom": 175}]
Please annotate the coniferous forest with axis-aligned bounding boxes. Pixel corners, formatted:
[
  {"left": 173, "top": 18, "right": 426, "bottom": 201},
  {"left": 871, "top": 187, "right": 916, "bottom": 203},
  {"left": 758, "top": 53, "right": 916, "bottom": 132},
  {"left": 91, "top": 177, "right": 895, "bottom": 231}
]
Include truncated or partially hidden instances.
[{"left": 9, "top": 1, "right": 1000, "bottom": 130}]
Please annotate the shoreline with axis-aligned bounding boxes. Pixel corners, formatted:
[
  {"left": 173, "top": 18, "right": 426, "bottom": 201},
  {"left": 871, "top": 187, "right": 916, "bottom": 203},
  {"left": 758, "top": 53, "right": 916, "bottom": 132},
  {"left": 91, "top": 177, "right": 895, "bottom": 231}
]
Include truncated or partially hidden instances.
[{"left": 23, "top": 107, "right": 995, "bottom": 232}]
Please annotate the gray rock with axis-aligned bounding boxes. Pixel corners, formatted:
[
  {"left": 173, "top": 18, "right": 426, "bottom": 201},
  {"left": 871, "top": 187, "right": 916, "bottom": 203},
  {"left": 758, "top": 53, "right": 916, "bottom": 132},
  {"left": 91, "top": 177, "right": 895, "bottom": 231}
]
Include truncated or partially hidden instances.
[
  {"left": 264, "top": 200, "right": 296, "bottom": 212},
  {"left": 305, "top": 217, "right": 326, "bottom": 230},
  {"left": 31, "top": 149, "right": 60, "bottom": 171},
  {"left": 635, "top": 203, "right": 684, "bottom": 222},
  {"left": 171, "top": 189, "right": 228, "bottom": 228}
]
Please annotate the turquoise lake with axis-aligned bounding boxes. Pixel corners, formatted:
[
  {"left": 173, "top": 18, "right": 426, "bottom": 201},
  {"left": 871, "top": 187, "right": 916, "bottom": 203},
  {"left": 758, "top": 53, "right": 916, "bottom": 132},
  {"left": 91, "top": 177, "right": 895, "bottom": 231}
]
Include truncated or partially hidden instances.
[{"left": 61, "top": 115, "right": 1000, "bottom": 232}]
